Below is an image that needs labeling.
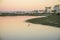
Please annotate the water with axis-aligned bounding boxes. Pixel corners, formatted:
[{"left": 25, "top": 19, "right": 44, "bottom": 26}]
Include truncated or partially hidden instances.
[{"left": 0, "top": 16, "right": 60, "bottom": 40}]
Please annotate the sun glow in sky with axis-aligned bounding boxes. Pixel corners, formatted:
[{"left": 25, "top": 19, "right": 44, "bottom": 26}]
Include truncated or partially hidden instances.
[{"left": 0, "top": 0, "right": 60, "bottom": 11}]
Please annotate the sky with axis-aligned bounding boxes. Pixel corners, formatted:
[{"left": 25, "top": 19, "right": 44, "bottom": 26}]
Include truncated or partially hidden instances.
[{"left": 0, "top": 0, "right": 60, "bottom": 11}]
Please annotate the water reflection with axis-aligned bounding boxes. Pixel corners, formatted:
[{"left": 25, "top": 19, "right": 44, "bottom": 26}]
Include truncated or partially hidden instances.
[{"left": 0, "top": 16, "right": 60, "bottom": 40}]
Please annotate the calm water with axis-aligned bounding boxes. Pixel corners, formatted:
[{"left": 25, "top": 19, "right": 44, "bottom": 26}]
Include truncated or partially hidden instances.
[{"left": 0, "top": 16, "right": 60, "bottom": 40}]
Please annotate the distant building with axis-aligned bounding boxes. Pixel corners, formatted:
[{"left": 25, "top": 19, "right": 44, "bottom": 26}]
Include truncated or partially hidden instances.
[
  {"left": 32, "top": 10, "right": 40, "bottom": 13},
  {"left": 31, "top": 10, "right": 44, "bottom": 13},
  {"left": 38, "top": 10, "right": 44, "bottom": 13},
  {"left": 45, "top": 7, "right": 51, "bottom": 13},
  {"left": 53, "top": 5, "right": 60, "bottom": 13}
]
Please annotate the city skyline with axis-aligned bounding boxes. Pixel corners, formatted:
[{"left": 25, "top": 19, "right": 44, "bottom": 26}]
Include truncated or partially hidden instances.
[{"left": 0, "top": 0, "right": 60, "bottom": 12}]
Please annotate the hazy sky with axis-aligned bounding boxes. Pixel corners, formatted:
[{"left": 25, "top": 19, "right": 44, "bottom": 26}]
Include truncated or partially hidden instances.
[{"left": 0, "top": 0, "right": 60, "bottom": 11}]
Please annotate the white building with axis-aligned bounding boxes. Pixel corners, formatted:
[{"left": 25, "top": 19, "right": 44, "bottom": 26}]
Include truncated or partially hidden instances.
[
  {"left": 45, "top": 7, "right": 51, "bottom": 13},
  {"left": 53, "top": 5, "right": 60, "bottom": 13}
]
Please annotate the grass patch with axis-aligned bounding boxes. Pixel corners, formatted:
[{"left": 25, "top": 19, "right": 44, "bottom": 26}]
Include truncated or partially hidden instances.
[{"left": 26, "top": 14, "right": 60, "bottom": 28}]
